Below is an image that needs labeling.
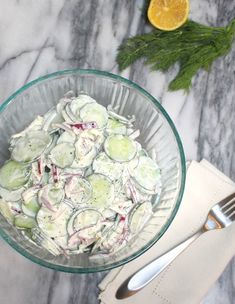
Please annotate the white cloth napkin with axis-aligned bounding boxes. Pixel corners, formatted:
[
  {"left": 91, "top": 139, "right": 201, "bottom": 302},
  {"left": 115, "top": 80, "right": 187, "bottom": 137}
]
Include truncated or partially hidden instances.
[{"left": 99, "top": 160, "right": 235, "bottom": 304}]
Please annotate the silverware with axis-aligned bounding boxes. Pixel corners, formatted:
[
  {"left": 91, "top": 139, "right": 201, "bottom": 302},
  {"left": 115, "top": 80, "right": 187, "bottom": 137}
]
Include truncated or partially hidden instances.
[{"left": 116, "top": 192, "right": 235, "bottom": 299}]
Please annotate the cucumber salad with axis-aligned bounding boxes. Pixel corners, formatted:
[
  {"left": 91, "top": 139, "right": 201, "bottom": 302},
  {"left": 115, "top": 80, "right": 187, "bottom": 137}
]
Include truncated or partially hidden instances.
[{"left": 0, "top": 92, "right": 161, "bottom": 256}]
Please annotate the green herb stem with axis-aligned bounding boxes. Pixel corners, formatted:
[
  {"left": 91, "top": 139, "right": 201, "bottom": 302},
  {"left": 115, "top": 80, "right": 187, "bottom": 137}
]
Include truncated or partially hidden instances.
[{"left": 116, "top": 19, "right": 235, "bottom": 92}]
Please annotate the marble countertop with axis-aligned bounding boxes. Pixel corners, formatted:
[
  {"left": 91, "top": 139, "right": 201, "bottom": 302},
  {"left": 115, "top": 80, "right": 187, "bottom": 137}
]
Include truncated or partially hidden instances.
[{"left": 0, "top": 0, "right": 234, "bottom": 303}]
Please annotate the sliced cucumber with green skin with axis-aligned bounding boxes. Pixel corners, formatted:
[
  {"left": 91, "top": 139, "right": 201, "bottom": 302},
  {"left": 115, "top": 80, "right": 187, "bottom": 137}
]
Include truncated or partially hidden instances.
[
  {"left": 65, "top": 176, "right": 92, "bottom": 206},
  {"left": 70, "top": 95, "right": 96, "bottom": 117},
  {"left": 57, "top": 131, "right": 76, "bottom": 144},
  {"left": 14, "top": 214, "right": 37, "bottom": 229},
  {"left": 80, "top": 103, "right": 108, "bottom": 128},
  {"left": 104, "top": 135, "right": 137, "bottom": 162},
  {"left": 12, "top": 130, "right": 52, "bottom": 163},
  {"left": 37, "top": 202, "right": 73, "bottom": 244},
  {"left": 67, "top": 209, "right": 103, "bottom": 247},
  {"left": 87, "top": 174, "right": 114, "bottom": 209},
  {"left": 0, "top": 161, "right": 30, "bottom": 190},
  {"left": 128, "top": 201, "right": 152, "bottom": 234},
  {"left": 49, "top": 143, "right": 75, "bottom": 168},
  {"left": 134, "top": 178, "right": 161, "bottom": 196},
  {"left": 132, "top": 156, "right": 161, "bottom": 192},
  {"left": 67, "top": 208, "right": 102, "bottom": 235},
  {"left": 22, "top": 202, "right": 40, "bottom": 218},
  {"left": 0, "top": 186, "right": 25, "bottom": 202},
  {"left": 73, "top": 209, "right": 101, "bottom": 232},
  {"left": 38, "top": 183, "right": 64, "bottom": 208},
  {"left": 22, "top": 187, "right": 40, "bottom": 217},
  {"left": 106, "top": 118, "right": 127, "bottom": 135},
  {"left": 69, "top": 95, "right": 96, "bottom": 121},
  {"left": 0, "top": 198, "right": 15, "bottom": 224},
  {"left": 93, "top": 152, "right": 123, "bottom": 181}
]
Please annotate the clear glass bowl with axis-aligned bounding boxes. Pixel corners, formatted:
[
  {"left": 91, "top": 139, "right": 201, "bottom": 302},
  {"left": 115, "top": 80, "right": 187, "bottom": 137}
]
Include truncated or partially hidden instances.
[{"left": 0, "top": 69, "right": 186, "bottom": 273}]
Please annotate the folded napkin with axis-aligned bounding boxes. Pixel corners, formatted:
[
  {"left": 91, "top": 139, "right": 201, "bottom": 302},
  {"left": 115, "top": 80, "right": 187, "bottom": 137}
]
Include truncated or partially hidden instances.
[{"left": 99, "top": 160, "right": 235, "bottom": 304}]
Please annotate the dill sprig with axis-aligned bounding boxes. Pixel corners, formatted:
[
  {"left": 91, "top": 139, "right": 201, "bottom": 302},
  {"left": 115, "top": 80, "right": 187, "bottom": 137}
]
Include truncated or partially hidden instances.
[{"left": 116, "top": 19, "right": 235, "bottom": 91}]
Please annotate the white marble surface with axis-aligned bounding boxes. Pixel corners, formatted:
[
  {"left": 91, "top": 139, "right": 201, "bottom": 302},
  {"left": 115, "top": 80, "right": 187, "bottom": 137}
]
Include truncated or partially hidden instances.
[{"left": 0, "top": 0, "right": 234, "bottom": 303}]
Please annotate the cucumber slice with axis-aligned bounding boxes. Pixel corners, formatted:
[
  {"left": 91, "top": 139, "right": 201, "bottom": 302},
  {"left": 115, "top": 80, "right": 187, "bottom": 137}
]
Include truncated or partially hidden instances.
[
  {"left": 0, "top": 161, "right": 30, "bottom": 190},
  {"left": 69, "top": 95, "right": 96, "bottom": 121},
  {"left": 14, "top": 214, "right": 37, "bottom": 229},
  {"left": 49, "top": 143, "right": 75, "bottom": 168},
  {"left": 67, "top": 209, "right": 103, "bottom": 248},
  {"left": 0, "top": 186, "right": 25, "bottom": 202},
  {"left": 129, "top": 201, "right": 152, "bottom": 234},
  {"left": 38, "top": 183, "right": 64, "bottom": 208},
  {"left": 57, "top": 131, "right": 76, "bottom": 145},
  {"left": 104, "top": 135, "right": 137, "bottom": 162},
  {"left": 93, "top": 152, "right": 123, "bottom": 181},
  {"left": 65, "top": 176, "right": 92, "bottom": 206},
  {"left": 87, "top": 174, "right": 114, "bottom": 209},
  {"left": 80, "top": 103, "right": 108, "bottom": 128},
  {"left": 22, "top": 203, "right": 39, "bottom": 218},
  {"left": 106, "top": 118, "right": 127, "bottom": 135},
  {"left": 67, "top": 208, "right": 101, "bottom": 235},
  {"left": 22, "top": 187, "right": 40, "bottom": 217},
  {"left": 12, "top": 130, "right": 52, "bottom": 163},
  {"left": 36, "top": 202, "right": 73, "bottom": 244},
  {"left": 132, "top": 156, "right": 161, "bottom": 192},
  {"left": 73, "top": 209, "right": 101, "bottom": 231},
  {"left": 0, "top": 198, "right": 14, "bottom": 224}
]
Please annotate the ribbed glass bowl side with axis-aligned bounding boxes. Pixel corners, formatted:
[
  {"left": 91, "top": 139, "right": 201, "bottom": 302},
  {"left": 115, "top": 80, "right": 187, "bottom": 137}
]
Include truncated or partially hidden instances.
[{"left": 0, "top": 69, "right": 185, "bottom": 273}]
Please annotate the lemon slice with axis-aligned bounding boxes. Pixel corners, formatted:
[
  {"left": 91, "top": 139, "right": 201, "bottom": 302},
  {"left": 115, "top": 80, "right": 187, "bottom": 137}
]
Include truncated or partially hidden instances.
[{"left": 148, "top": 0, "right": 189, "bottom": 31}]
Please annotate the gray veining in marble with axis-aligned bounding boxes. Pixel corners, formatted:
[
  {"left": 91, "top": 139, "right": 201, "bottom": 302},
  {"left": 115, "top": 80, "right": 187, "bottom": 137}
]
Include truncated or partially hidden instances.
[{"left": 0, "top": 0, "right": 234, "bottom": 303}]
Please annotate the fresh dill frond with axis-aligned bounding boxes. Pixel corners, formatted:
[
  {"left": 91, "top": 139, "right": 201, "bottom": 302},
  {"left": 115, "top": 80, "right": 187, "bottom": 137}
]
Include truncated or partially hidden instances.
[{"left": 116, "top": 19, "right": 235, "bottom": 92}]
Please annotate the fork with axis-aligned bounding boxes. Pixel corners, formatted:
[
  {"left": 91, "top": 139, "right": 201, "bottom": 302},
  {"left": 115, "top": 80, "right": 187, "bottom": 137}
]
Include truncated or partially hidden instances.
[{"left": 116, "top": 192, "right": 235, "bottom": 299}]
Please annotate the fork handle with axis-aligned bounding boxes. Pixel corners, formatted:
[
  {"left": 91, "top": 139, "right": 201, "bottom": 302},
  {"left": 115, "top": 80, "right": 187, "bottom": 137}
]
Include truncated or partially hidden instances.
[{"left": 116, "top": 229, "right": 203, "bottom": 299}]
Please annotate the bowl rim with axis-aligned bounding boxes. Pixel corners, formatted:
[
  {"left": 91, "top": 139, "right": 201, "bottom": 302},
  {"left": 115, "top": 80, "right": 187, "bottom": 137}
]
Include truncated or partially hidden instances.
[{"left": 0, "top": 68, "right": 186, "bottom": 273}]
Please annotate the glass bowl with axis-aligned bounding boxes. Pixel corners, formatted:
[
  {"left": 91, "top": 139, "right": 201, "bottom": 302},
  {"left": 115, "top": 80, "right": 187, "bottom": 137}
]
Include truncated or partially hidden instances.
[{"left": 0, "top": 69, "right": 185, "bottom": 273}]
